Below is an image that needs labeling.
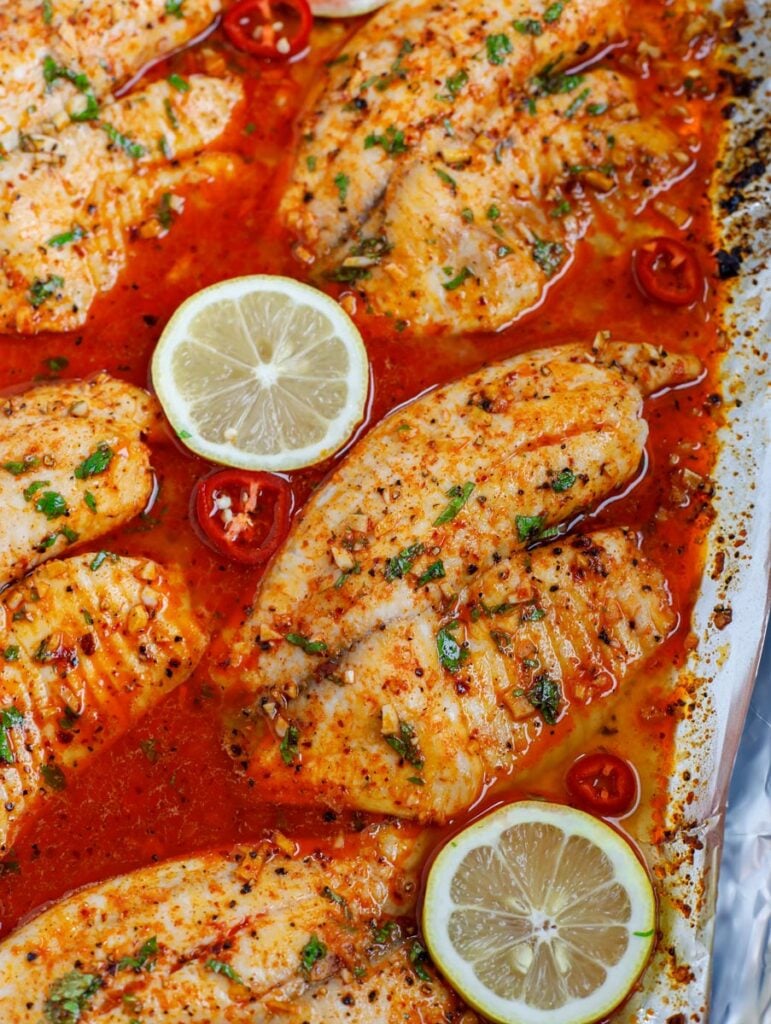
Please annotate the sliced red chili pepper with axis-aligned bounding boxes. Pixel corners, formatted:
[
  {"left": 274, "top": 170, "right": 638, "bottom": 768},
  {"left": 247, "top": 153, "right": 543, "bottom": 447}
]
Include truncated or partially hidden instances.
[
  {"left": 223, "top": 0, "right": 312, "bottom": 59},
  {"left": 194, "top": 469, "right": 292, "bottom": 565},
  {"left": 566, "top": 752, "right": 638, "bottom": 817},
  {"left": 632, "top": 236, "right": 702, "bottom": 306}
]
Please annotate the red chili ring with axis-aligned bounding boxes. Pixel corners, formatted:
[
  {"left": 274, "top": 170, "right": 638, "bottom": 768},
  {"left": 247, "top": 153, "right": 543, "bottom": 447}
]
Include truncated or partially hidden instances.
[
  {"left": 632, "top": 236, "right": 702, "bottom": 306},
  {"left": 223, "top": 0, "right": 312, "bottom": 59},
  {"left": 194, "top": 468, "right": 292, "bottom": 565},
  {"left": 566, "top": 752, "right": 638, "bottom": 817}
]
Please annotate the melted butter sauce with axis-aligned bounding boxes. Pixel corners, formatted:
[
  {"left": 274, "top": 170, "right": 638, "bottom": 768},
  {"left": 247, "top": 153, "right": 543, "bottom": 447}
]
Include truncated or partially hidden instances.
[{"left": 0, "top": 1, "right": 728, "bottom": 943}]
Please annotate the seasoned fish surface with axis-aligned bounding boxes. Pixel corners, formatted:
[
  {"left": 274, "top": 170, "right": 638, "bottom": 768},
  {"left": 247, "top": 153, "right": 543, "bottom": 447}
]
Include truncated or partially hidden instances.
[
  {"left": 227, "top": 529, "right": 675, "bottom": 821},
  {"left": 0, "top": 553, "right": 207, "bottom": 853},
  {"left": 282, "top": 0, "right": 690, "bottom": 332},
  {"left": 0, "top": 0, "right": 220, "bottom": 144},
  {"left": 0, "top": 375, "right": 160, "bottom": 585},
  {"left": 0, "top": 75, "right": 243, "bottom": 333},
  {"left": 0, "top": 832, "right": 476, "bottom": 1023},
  {"left": 214, "top": 340, "right": 699, "bottom": 699},
  {"left": 215, "top": 340, "right": 698, "bottom": 821}
]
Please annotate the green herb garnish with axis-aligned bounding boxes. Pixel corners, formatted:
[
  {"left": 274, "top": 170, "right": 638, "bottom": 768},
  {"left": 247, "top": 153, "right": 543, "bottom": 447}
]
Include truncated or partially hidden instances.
[
  {"left": 416, "top": 560, "right": 445, "bottom": 587},
  {"left": 74, "top": 443, "right": 113, "bottom": 480},
  {"left": 436, "top": 621, "right": 468, "bottom": 673},
  {"left": 285, "top": 633, "right": 327, "bottom": 654},
  {"left": 434, "top": 482, "right": 474, "bottom": 525},
  {"left": 486, "top": 33, "right": 512, "bottom": 65},
  {"left": 279, "top": 724, "right": 300, "bottom": 765},
  {"left": 43, "top": 969, "right": 101, "bottom": 1024},
  {"left": 384, "top": 542, "right": 424, "bottom": 581},
  {"left": 0, "top": 707, "right": 24, "bottom": 764},
  {"left": 527, "top": 674, "right": 561, "bottom": 725},
  {"left": 300, "top": 934, "right": 327, "bottom": 974},
  {"left": 28, "top": 275, "right": 64, "bottom": 308},
  {"left": 441, "top": 266, "right": 473, "bottom": 291},
  {"left": 383, "top": 719, "right": 423, "bottom": 769},
  {"left": 206, "top": 959, "right": 244, "bottom": 984}
]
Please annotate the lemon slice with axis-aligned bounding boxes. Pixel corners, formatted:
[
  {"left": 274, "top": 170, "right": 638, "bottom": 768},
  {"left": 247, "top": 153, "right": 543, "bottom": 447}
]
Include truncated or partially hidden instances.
[
  {"left": 311, "top": 0, "right": 391, "bottom": 17},
  {"left": 422, "top": 801, "right": 656, "bottom": 1024},
  {"left": 151, "top": 275, "right": 368, "bottom": 471}
]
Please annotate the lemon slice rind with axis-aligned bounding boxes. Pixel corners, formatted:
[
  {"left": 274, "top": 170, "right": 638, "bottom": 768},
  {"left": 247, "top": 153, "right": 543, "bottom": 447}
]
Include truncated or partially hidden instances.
[
  {"left": 422, "top": 801, "right": 656, "bottom": 1024},
  {"left": 151, "top": 275, "right": 369, "bottom": 472}
]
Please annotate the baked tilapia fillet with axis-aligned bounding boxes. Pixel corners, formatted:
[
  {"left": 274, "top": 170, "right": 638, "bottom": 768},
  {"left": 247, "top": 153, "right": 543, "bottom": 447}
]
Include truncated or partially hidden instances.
[
  {"left": 213, "top": 337, "right": 700, "bottom": 821},
  {"left": 281, "top": 0, "right": 694, "bottom": 333},
  {"left": 0, "top": 828, "right": 476, "bottom": 1023}
]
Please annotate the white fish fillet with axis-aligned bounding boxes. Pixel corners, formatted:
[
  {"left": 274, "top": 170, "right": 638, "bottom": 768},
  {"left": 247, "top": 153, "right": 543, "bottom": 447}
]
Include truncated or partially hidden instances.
[
  {"left": 0, "top": 374, "right": 161, "bottom": 585},
  {"left": 0, "top": 552, "right": 207, "bottom": 854}
]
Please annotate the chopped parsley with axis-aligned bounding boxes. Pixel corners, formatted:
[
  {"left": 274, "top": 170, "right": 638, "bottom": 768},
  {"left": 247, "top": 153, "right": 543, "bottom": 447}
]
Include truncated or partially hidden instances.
[
  {"left": 333, "top": 172, "right": 349, "bottom": 204},
  {"left": 513, "top": 18, "right": 542, "bottom": 34},
  {"left": 409, "top": 940, "right": 431, "bottom": 981},
  {"left": 0, "top": 707, "right": 24, "bottom": 764},
  {"left": 42, "top": 0, "right": 54, "bottom": 24},
  {"left": 364, "top": 125, "right": 408, "bottom": 154},
  {"left": 20, "top": 480, "right": 54, "bottom": 510},
  {"left": 531, "top": 237, "right": 565, "bottom": 277},
  {"left": 551, "top": 199, "right": 572, "bottom": 218},
  {"left": 434, "top": 481, "right": 474, "bottom": 525},
  {"left": 43, "top": 969, "right": 101, "bottom": 1024},
  {"left": 117, "top": 936, "right": 158, "bottom": 972},
  {"left": 101, "top": 122, "right": 146, "bottom": 159},
  {"left": 47, "top": 225, "right": 86, "bottom": 248},
  {"left": 306, "top": 155, "right": 317, "bottom": 171},
  {"left": 322, "top": 886, "right": 349, "bottom": 914},
  {"left": 42, "top": 57, "right": 99, "bottom": 121},
  {"left": 28, "top": 275, "right": 64, "bottom": 309},
  {"left": 461, "top": 207, "right": 474, "bottom": 222},
  {"left": 334, "top": 562, "right": 361, "bottom": 588},
  {"left": 167, "top": 73, "right": 190, "bottom": 92},
  {"left": 279, "top": 724, "right": 300, "bottom": 765},
  {"left": 543, "top": 1, "right": 564, "bottom": 22},
  {"left": 157, "top": 192, "right": 174, "bottom": 230},
  {"left": 41, "top": 762, "right": 66, "bottom": 790},
  {"left": 564, "top": 86, "right": 591, "bottom": 119},
  {"left": 434, "top": 167, "right": 457, "bottom": 191},
  {"left": 486, "top": 204, "right": 501, "bottom": 220},
  {"left": 74, "top": 442, "right": 113, "bottom": 480},
  {"left": 165, "top": 0, "right": 185, "bottom": 13},
  {"left": 383, "top": 720, "right": 423, "bottom": 769},
  {"left": 371, "top": 920, "right": 399, "bottom": 944},
  {"left": 521, "top": 604, "right": 546, "bottom": 623},
  {"left": 3, "top": 456, "right": 39, "bottom": 476},
  {"left": 436, "top": 621, "right": 468, "bottom": 673},
  {"left": 552, "top": 468, "right": 576, "bottom": 492},
  {"left": 490, "top": 629, "right": 514, "bottom": 656},
  {"left": 531, "top": 58, "right": 584, "bottom": 98},
  {"left": 89, "top": 550, "right": 116, "bottom": 571},
  {"left": 384, "top": 542, "right": 424, "bottom": 581},
  {"left": 2, "top": 647, "right": 20, "bottom": 662},
  {"left": 206, "top": 959, "right": 244, "bottom": 984},
  {"left": 437, "top": 69, "right": 468, "bottom": 101},
  {"left": 300, "top": 934, "right": 327, "bottom": 974},
  {"left": 527, "top": 674, "right": 561, "bottom": 724},
  {"left": 587, "top": 101, "right": 609, "bottom": 116},
  {"left": 163, "top": 97, "right": 179, "bottom": 129},
  {"left": 515, "top": 514, "right": 545, "bottom": 542},
  {"left": 285, "top": 633, "right": 328, "bottom": 654},
  {"left": 486, "top": 33, "right": 512, "bottom": 65},
  {"left": 34, "top": 490, "right": 67, "bottom": 519},
  {"left": 327, "top": 235, "right": 392, "bottom": 283},
  {"left": 442, "top": 266, "right": 473, "bottom": 291},
  {"left": 416, "top": 560, "right": 445, "bottom": 587}
]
